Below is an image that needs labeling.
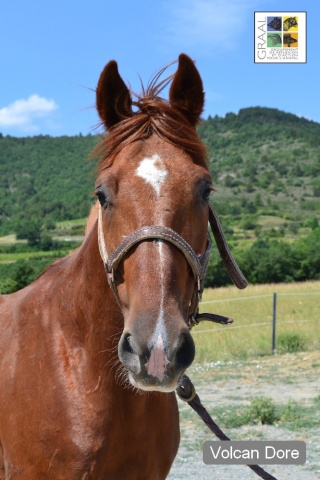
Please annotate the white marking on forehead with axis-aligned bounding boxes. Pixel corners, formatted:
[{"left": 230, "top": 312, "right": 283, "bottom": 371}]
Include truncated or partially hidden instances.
[{"left": 135, "top": 154, "right": 168, "bottom": 196}]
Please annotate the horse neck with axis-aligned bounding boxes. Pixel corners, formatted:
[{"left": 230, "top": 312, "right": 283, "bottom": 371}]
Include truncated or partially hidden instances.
[{"left": 66, "top": 220, "right": 123, "bottom": 350}]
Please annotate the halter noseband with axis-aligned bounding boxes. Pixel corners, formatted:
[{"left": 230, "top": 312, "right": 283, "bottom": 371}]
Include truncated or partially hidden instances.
[{"left": 97, "top": 204, "right": 247, "bottom": 329}]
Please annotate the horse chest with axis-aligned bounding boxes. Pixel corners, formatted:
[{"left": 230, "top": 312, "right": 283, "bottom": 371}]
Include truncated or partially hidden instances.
[{"left": 0, "top": 352, "right": 179, "bottom": 479}]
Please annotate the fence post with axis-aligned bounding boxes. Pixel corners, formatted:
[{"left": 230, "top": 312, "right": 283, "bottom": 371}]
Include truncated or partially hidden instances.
[{"left": 272, "top": 293, "right": 277, "bottom": 354}]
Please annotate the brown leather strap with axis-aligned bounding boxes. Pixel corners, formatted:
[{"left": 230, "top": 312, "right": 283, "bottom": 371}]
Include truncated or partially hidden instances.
[
  {"left": 176, "top": 375, "right": 278, "bottom": 480},
  {"left": 195, "top": 313, "right": 233, "bottom": 324},
  {"left": 106, "top": 225, "right": 209, "bottom": 279},
  {"left": 208, "top": 205, "right": 248, "bottom": 289},
  {"left": 105, "top": 225, "right": 212, "bottom": 327},
  {"left": 98, "top": 203, "right": 248, "bottom": 328}
]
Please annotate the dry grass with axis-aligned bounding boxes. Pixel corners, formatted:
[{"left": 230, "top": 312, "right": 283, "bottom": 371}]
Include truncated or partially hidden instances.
[
  {"left": 194, "top": 281, "right": 320, "bottom": 362},
  {"left": 0, "top": 235, "right": 26, "bottom": 245}
]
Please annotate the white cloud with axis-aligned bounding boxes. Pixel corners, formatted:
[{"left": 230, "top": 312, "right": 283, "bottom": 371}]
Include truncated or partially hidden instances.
[
  {"left": 0, "top": 94, "right": 58, "bottom": 131},
  {"left": 163, "top": 0, "right": 255, "bottom": 52}
]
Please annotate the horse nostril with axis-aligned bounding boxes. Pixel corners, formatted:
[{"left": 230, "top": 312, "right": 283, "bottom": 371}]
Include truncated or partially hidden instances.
[
  {"left": 121, "top": 333, "right": 135, "bottom": 355},
  {"left": 118, "top": 332, "right": 142, "bottom": 376},
  {"left": 174, "top": 331, "right": 195, "bottom": 370}
]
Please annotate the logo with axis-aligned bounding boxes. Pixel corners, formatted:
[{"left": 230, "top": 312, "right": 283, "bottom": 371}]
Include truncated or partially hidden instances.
[{"left": 254, "top": 12, "right": 307, "bottom": 63}]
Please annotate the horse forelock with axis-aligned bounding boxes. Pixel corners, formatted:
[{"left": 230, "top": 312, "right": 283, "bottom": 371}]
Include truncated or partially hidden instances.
[{"left": 94, "top": 68, "right": 207, "bottom": 172}]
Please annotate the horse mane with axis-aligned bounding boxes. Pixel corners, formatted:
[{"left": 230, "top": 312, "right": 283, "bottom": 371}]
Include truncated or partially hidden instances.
[{"left": 94, "top": 65, "right": 207, "bottom": 171}]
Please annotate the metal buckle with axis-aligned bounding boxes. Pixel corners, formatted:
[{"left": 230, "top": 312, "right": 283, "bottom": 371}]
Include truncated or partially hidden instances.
[
  {"left": 107, "top": 269, "right": 114, "bottom": 285},
  {"left": 188, "top": 315, "right": 199, "bottom": 330}
]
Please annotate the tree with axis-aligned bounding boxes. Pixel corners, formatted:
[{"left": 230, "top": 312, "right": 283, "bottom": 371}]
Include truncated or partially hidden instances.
[
  {"left": 16, "top": 219, "right": 42, "bottom": 247},
  {"left": 0, "top": 261, "right": 35, "bottom": 293},
  {"left": 312, "top": 179, "right": 320, "bottom": 197},
  {"left": 39, "top": 234, "right": 55, "bottom": 251},
  {"left": 239, "top": 240, "right": 299, "bottom": 284}
]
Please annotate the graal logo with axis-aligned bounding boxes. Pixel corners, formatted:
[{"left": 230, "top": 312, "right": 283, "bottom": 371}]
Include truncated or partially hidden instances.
[
  {"left": 254, "top": 12, "right": 306, "bottom": 64},
  {"left": 255, "top": 16, "right": 267, "bottom": 60}
]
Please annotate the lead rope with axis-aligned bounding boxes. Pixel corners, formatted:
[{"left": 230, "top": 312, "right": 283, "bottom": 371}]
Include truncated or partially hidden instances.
[{"left": 176, "top": 375, "right": 278, "bottom": 480}]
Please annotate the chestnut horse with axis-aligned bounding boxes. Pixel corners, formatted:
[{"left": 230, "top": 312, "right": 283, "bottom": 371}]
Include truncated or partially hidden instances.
[{"left": 0, "top": 54, "right": 244, "bottom": 479}]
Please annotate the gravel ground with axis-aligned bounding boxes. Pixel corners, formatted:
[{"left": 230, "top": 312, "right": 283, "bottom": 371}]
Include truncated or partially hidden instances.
[{"left": 168, "top": 351, "right": 320, "bottom": 480}]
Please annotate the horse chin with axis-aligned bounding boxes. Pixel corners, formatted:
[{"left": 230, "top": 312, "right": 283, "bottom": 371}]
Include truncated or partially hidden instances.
[{"left": 128, "top": 372, "right": 178, "bottom": 393}]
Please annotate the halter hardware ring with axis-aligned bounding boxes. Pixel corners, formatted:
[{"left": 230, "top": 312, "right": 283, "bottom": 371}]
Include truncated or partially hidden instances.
[
  {"left": 107, "top": 269, "right": 114, "bottom": 285},
  {"left": 176, "top": 382, "right": 196, "bottom": 403}
]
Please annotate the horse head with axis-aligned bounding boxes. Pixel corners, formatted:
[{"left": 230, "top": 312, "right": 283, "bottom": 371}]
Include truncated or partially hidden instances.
[{"left": 95, "top": 54, "right": 211, "bottom": 392}]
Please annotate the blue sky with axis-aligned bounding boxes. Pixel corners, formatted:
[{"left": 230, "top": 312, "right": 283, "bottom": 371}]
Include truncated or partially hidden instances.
[{"left": 0, "top": 0, "right": 318, "bottom": 137}]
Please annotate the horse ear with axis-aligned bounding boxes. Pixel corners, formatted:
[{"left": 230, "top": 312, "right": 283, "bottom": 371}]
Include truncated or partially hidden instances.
[
  {"left": 169, "top": 54, "right": 204, "bottom": 126},
  {"left": 96, "top": 60, "right": 133, "bottom": 130}
]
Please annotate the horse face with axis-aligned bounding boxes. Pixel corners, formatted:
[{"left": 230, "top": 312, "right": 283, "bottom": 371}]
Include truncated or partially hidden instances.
[
  {"left": 95, "top": 54, "right": 211, "bottom": 392},
  {"left": 96, "top": 141, "right": 211, "bottom": 391}
]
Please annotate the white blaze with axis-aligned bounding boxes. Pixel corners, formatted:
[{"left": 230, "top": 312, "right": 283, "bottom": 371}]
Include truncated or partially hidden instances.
[
  {"left": 136, "top": 154, "right": 169, "bottom": 382},
  {"left": 152, "top": 241, "right": 167, "bottom": 343},
  {"left": 135, "top": 154, "right": 168, "bottom": 196},
  {"left": 144, "top": 241, "right": 169, "bottom": 382}
]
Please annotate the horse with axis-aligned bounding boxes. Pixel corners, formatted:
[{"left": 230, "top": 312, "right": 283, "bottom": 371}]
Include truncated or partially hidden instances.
[{"left": 0, "top": 54, "right": 245, "bottom": 479}]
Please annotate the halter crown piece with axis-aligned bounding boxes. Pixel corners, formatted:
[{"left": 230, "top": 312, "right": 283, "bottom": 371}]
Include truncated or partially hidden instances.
[{"left": 97, "top": 203, "right": 248, "bottom": 329}]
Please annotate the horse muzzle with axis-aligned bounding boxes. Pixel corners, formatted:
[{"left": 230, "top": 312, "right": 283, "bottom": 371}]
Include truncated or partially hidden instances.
[{"left": 118, "top": 328, "right": 195, "bottom": 392}]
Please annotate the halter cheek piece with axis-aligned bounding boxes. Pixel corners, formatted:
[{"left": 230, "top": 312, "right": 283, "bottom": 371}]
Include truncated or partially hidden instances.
[{"left": 98, "top": 204, "right": 248, "bottom": 329}]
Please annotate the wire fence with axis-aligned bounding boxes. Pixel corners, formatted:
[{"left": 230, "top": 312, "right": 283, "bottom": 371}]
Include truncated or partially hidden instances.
[
  {"left": 200, "top": 291, "right": 320, "bottom": 305},
  {"left": 194, "top": 291, "right": 320, "bottom": 353}
]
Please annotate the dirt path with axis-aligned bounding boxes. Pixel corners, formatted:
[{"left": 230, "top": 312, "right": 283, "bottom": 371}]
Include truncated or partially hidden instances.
[{"left": 168, "top": 351, "right": 320, "bottom": 480}]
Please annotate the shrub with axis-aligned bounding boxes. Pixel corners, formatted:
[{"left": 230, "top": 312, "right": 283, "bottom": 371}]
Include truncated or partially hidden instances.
[
  {"left": 277, "top": 333, "right": 306, "bottom": 353},
  {"left": 239, "top": 215, "right": 257, "bottom": 230},
  {"left": 0, "top": 261, "right": 35, "bottom": 294},
  {"left": 248, "top": 397, "right": 280, "bottom": 425}
]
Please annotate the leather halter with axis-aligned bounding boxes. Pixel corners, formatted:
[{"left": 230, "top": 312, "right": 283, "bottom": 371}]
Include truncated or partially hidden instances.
[{"left": 98, "top": 203, "right": 247, "bottom": 329}]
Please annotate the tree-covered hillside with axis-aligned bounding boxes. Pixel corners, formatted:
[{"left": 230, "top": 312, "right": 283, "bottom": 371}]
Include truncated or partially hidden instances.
[
  {"left": 1, "top": 107, "right": 320, "bottom": 237},
  {"left": 0, "top": 134, "right": 98, "bottom": 235},
  {"left": 199, "top": 107, "right": 320, "bottom": 218},
  {"left": 1, "top": 107, "right": 320, "bottom": 292}
]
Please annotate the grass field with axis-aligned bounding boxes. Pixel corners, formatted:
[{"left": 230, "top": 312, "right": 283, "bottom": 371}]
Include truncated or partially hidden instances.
[
  {"left": 194, "top": 281, "right": 320, "bottom": 363},
  {"left": 1, "top": 220, "right": 319, "bottom": 364},
  {"left": 170, "top": 349, "right": 320, "bottom": 479}
]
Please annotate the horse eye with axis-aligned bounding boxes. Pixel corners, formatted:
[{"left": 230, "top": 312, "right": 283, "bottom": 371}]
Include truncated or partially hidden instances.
[
  {"left": 202, "top": 187, "right": 212, "bottom": 202},
  {"left": 95, "top": 185, "right": 110, "bottom": 209}
]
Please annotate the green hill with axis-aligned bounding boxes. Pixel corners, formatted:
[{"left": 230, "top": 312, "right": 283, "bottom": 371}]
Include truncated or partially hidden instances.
[
  {"left": 1, "top": 107, "right": 320, "bottom": 292},
  {"left": 200, "top": 107, "right": 320, "bottom": 220},
  {"left": 0, "top": 134, "right": 98, "bottom": 235},
  {"left": 0, "top": 107, "right": 320, "bottom": 238}
]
